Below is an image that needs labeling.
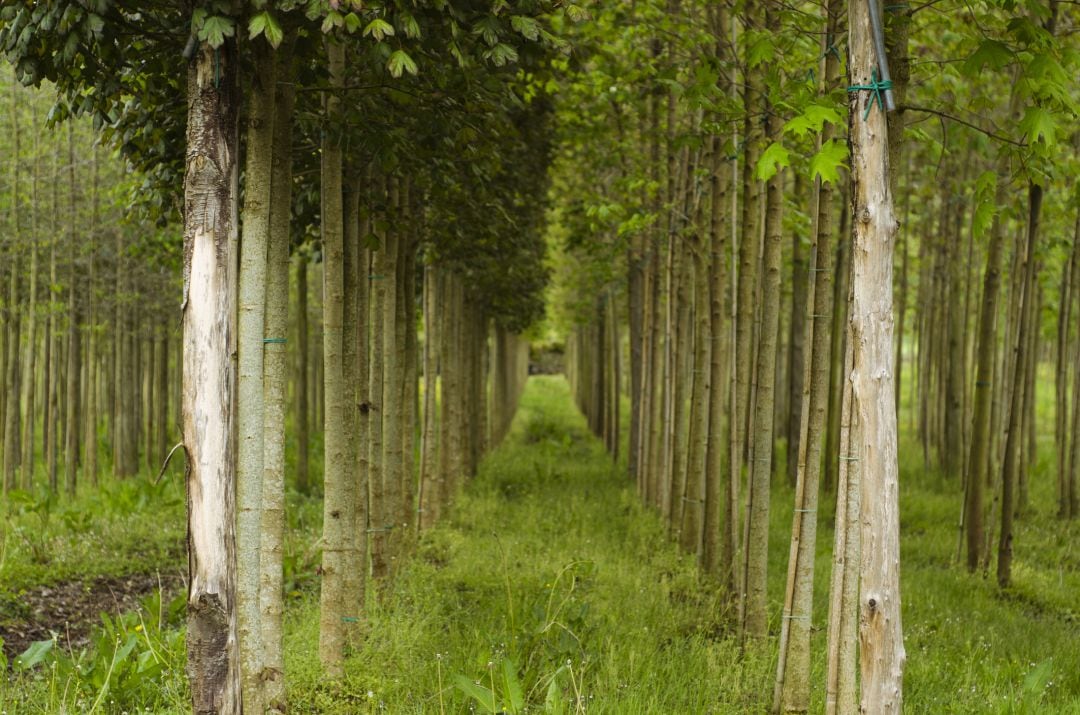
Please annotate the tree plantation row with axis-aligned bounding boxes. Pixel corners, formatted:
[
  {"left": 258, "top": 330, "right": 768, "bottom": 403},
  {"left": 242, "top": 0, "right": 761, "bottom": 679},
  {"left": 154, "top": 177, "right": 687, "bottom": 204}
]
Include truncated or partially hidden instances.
[
  {"left": 1, "top": 0, "right": 558, "bottom": 711},
  {"left": 0, "top": 0, "right": 1078, "bottom": 713},
  {"left": 554, "top": 0, "right": 1077, "bottom": 713}
]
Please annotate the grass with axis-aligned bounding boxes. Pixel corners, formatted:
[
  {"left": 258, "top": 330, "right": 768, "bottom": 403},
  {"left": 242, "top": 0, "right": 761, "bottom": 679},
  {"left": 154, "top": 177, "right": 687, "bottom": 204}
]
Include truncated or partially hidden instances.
[
  {"left": 0, "top": 475, "right": 186, "bottom": 600},
  {"left": 284, "top": 374, "right": 768, "bottom": 713},
  {"left": 3, "top": 373, "right": 1079, "bottom": 712}
]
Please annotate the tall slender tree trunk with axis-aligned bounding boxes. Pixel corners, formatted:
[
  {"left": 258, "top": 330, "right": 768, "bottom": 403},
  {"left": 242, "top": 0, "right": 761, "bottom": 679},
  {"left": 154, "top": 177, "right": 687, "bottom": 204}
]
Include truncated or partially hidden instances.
[
  {"left": 19, "top": 126, "right": 37, "bottom": 491},
  {"left": 846, "top": 3, "right": 905, "bottom": 708},
  {"left": 260, "top": 112, "right": 291, "bottom": 701},
  {"left": 1056, "top": 235, "right": 1076, "bottom": 518},
  {"left": 419, "top": 263, "right": 441, "bottom": 529},
  {"left": 741, "top": 4, "right": 784, "bottom": 636},
  {"left": 1018, "top": 282, "right": 1039, "bottom": 513},
  {"left": 85, "top": 147, "right": 99, "bottom": 485},
  {"left": 965, "top": 169, "right": 1010, "bottom": 570},
  {"left": 680, "top": 238, "right": 711, "bottom": 555},
  {"left": 64, "top": 124, "right": 81, "bottom": 496},
  {"left": 401, "top": 208, "right": 419, "bottom": 535},
  {"left": 295, "top": 257, "right": 309, "bottom": 494},
  {"left": 998, "top": 184, "right": 1041, "bottom": 588},
  {"left": 437, "top": 273, "right": 456, "bottom": 509},
  {"left": 3, "top": 256, "right": 20, "bottom": 493},
  {"left": 317, "top": 38, "right": 354, "bottom": 677},
  {"left": 823, "top": 191, "right": 851, "bottom": 492},
  {"left": 825, "top": 332, "right": 858, "bottom": 715},
  {"left": 1067, "top": 205, "right": 1080, "bottom": 520},
  {"left": 182, "top": 37, "right": 241, "bottom": 715},
  {"left": 774, "top": 3, "right": 842, "bottom": 708},
  {"left": 236, "top": 41, "right": 277, "bottom": 710},
  {"left": 644, "top": 64, "right": 664, "bottom": 510},
  {"left": 701, "top": 35, "right": 733, "bottom": 574}
]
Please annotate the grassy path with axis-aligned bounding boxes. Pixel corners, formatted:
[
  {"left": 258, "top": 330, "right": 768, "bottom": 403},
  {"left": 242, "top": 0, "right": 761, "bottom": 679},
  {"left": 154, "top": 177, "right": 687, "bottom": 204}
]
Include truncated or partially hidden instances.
[
  {"left": 4, "top": 375, "right": 1077, "bottom": 711},
  {"left": 285, "top": 374, "right": 1080, "bottom": 713},
  {"left": 286, "top": 375, "right": 765, "bottom": 713}
]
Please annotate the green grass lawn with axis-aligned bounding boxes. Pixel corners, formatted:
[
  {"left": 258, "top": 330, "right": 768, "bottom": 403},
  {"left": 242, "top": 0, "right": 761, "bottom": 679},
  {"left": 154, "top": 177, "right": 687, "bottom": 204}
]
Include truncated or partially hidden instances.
[{"left": 2, "top": 373, "right": 1078, "bottom": 712}]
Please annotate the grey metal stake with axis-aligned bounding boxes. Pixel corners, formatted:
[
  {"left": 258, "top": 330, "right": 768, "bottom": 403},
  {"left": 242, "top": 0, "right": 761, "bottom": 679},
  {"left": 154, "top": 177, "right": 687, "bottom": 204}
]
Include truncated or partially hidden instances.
[{"left": 867, "top": 0, "right": 897, "bottom": 111}]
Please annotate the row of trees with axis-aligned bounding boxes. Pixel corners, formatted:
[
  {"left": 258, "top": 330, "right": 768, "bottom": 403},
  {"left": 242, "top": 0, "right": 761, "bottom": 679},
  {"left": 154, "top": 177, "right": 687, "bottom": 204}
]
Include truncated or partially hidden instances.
[
  {"left": 558, "top": 0, "right": 1077, "bottom": 712},
  {"left": 0, "top": 80, "right": 180, "bottom": 498},
  {"left": 2, "top": 1, "right": 563, "bottom": 712}
]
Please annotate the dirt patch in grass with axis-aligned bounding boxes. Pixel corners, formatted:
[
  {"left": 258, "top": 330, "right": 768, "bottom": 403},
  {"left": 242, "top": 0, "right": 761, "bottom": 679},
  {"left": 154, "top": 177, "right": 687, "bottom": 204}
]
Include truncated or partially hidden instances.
[{"left": 0, "top": 570, "right": 185, "bottom": 664}]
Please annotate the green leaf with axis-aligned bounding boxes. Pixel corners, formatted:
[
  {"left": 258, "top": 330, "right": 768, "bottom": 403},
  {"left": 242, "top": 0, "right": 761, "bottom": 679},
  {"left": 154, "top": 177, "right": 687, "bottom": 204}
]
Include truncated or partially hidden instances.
[
  {"left": 1019, "top": 106, "right": 1056, "bottom": 146},
  {"left": 363, "top": 17, "right": 395, "bottom": 41},
  {"left": 248, "top": 11, "right": 283, "bottom": 48},
  {"left": 197, "top": 15, "right": 234, "bottom": 49},
  {"left": 747, "top": 36, "right": 775, "bottom": 69},
  {"left": 972, "top": 170, "right": 998, "bottom": 236},
  {"left": 755, "top": 142, "right": 790, "bottom": 182},
  {"left": 486, "top": 43, "right": 518, "bottom": 67},
  {"left": 962, "top": 39, "right": 1012, "bottom": 76},
  {"left": 343, "top": 12, "right": 361, "bottom": 34},
  {"left": 320, "top": 10, "right": 344, "bottom": 33},
  {"left": 501, "top": 658, "right": 524, "bottom": 714},
  {"left": 783, "top": 103, "right": 843, "bottom": 137},
  {"left": 565, "top": 4, "right": 589, "bottom": 21},
  {"left": 809, "top": 138, "right": 848, "bottom": 185},
  {"left": 453, "top": 674, "right": 499, "bottom": 713},
  {"left": 399, "top": 11, "right": 421, "bottom": 39},
  {"left": 0, "top": 636, "right": 6, "bottom": 671},
  {"left": 510, "top": 15, "right": 540, "bottom": 41},
  {"left": 14, "top": 639, "right": 54, "bottom": 672},
  {"left": 544, "top": 665, "right": 567, "bottom": 711},
  {"left": 386, "top": 49, "right": 418, "bottom": 78},
  {"left": 1022, "top": 658, "right": 1053, "bottom": 697},
  {"left": 474, "top": 17, "right": 500, "bottom": 46}
]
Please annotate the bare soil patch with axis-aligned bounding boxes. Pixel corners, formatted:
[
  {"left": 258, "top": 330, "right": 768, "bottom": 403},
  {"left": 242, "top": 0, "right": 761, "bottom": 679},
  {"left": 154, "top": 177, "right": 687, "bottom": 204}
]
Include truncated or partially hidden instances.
[{"left": 0, "top": 570, "right": 185, "bottom": 664}]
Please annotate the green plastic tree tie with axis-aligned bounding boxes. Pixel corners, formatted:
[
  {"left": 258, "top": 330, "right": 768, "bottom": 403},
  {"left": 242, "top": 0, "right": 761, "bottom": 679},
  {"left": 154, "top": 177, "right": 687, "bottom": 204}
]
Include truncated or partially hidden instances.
[
  {"left": 263, "top": 337, "right": 287, "bottom": 344},
  {"left": 847, "top": 69, "right": 893, "bottom": 120}
]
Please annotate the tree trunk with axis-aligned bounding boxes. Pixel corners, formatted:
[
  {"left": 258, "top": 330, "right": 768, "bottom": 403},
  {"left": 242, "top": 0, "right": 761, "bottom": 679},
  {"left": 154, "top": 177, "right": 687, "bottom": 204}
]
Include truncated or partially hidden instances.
[
  {"left": 419, "top": 263, "right": 441, "bottom": 529},
  {"left": 64, "top": 123, "right": 81, "bottom": 495},
  {"left": 1056, "top": 233, "right": 1076, "bottom": 518},
  {"left": 846, "top": 3, "right": 906, "bottom": 708},
  {"left": 773, "top": 2, "right": 841, "bottom": 708},
  {"left": 965, "top": 169, "right": 1010, "bottom": 570},
  {"left": 825, "top": 331, "right": 858, "bottom": 715},
  {"left": 823, "top": 189, "right": 851, "bottom": 491},
  {"left": 786, "top": 173, "right": 809, "bottom": 488},
  {"left": 182, "top": 38, "right": 241, "bottom": 715},
  {"left": 998, "top": 183, "right": 1040, "bottom": 587},
  {"left": 401, "top": 208, "right": 419, "bottom": 535},
  {"left": 741, "top": 11, "right": 784, "bottom": 634},
  {"left": 317, "top": 38, "right": 355, "bottom": 677},
  {"left": 680, "top": 239, "right": 711, "bottom": 555},
  {"left": 259, "top": 68, "right": 291, "bottom": 699},
  {"left": 19, "top": 124, "right": 37, "bottom": 492},
  {"left": 3, "top": 256, "right": 20, "bottom": 493},
  {"left": 1067, "top": 205, "right": 1080, "bottom": 520},
  {"left": 236, "top": 41, "right": 276, "bottom": 710},
  {"left": 701, "top": 51, "right": 734, "bottom": 575},
  {"left": 295, "top": 256, "right": 309, "bottom": 494},
  {"left": 86, "top": 147, "right": 100, "bottom": 485}
]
